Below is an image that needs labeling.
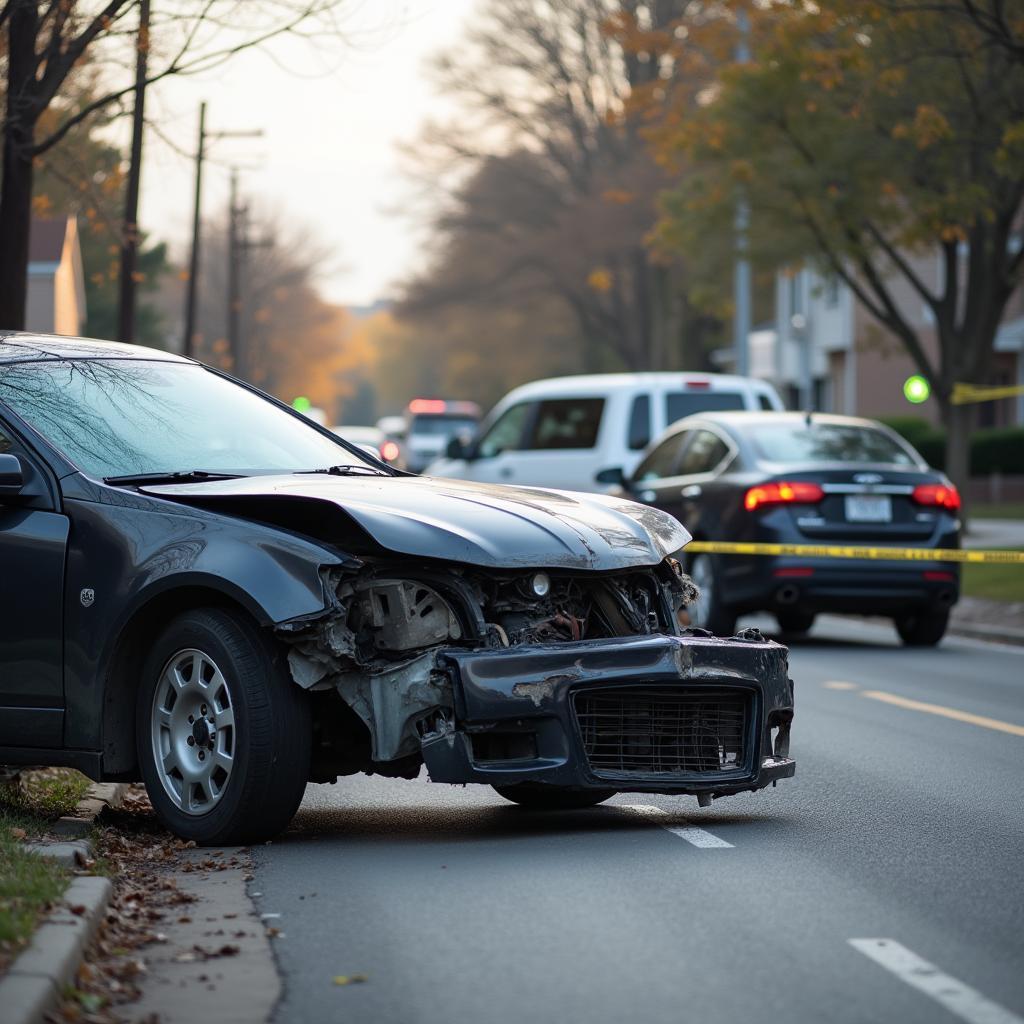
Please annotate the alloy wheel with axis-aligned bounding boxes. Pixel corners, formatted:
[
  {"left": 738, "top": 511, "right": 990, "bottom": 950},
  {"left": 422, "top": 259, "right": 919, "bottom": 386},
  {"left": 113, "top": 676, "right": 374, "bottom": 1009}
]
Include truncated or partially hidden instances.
[{"left": 150, "top": 648, "right": 236, "bottom": 815}]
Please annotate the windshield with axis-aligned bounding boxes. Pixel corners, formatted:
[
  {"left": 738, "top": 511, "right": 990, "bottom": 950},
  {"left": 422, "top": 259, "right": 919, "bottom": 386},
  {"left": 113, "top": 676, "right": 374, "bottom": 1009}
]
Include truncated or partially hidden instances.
[
  {"left": 751, "top": 423, "right": 917, "bottom": 466},
  {"left": 408, "top": 415, "right": 478, "bottom": 437},
  {"left": 0, "top": 360, "right": 370, "bottom": 479}
]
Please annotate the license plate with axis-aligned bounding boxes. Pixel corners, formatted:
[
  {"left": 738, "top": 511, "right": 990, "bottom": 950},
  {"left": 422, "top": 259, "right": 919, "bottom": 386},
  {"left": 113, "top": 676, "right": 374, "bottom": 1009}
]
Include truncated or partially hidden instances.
[{"left": 845, "top": 495, "right": 892, "bottom": 522}]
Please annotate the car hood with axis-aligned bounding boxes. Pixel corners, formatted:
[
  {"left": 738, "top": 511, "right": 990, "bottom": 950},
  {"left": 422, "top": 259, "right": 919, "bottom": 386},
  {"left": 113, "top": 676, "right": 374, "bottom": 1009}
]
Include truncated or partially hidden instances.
[{"left": 143, "top": 474, "right": 690, "bottom": 570}]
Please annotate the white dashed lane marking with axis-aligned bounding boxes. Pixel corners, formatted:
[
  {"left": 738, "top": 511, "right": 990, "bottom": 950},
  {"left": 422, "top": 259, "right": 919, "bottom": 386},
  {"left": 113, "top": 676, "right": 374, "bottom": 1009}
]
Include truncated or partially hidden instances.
[
  {"left": 850, "top": 939, "right": 1024, "bottom": 1024},
  {"left": 622, "top": 804, "right": 734, "bottom": 848}
]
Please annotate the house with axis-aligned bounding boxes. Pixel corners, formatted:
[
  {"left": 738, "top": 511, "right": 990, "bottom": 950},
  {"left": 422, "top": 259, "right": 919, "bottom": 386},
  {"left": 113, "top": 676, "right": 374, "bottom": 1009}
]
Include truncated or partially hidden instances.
[
  {"left": 764, "top": 260, "right": 1024, "bottom": 428},
  {"left": 27, "top": 215, "right": 87, "bottom": 336}
]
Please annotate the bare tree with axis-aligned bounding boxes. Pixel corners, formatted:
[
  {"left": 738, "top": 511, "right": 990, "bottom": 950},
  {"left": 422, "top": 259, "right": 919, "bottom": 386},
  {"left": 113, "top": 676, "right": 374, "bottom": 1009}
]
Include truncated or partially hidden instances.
[
  {"left": 403, "top": 0, "right": 706, "bottom": 372},
  {"left": 0, "top": 0, "right": 350, "bottom": 329}
]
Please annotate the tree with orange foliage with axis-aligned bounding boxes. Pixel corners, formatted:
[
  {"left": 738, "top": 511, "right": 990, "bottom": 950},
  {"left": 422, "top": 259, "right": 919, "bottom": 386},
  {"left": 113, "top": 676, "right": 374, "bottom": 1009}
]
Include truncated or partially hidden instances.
[{"left": 640, "top": 0, "right": 1024, "bottom": 501}]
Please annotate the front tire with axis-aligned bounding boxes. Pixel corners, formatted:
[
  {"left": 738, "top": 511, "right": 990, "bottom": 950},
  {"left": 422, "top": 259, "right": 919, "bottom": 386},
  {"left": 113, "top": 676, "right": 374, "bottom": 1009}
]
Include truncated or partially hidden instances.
[
  {"left": 137, "top": 607, "right": 311, "bottom": 845},
  {"left": 493, "top": 784, "right": 615, "bottom": 810},
  {"left": 895, "top": 608, "right": 949, "bottom": 647},
  {"left": 687, "top": 553, "right": 737, "bottom": 636}
]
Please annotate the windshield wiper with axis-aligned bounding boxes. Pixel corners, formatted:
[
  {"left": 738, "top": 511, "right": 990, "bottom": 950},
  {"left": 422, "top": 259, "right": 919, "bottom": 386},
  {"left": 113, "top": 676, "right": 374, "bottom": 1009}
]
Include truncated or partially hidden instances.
[
  {"left": 103, "top": 470, "right": 247, "bottom": 486},
  {"left": 297, "top": 464, "right": 391, "bottom": 477}
]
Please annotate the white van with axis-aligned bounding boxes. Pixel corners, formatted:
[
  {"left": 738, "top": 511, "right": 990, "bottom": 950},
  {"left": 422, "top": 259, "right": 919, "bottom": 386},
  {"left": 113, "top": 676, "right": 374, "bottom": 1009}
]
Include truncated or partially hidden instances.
[{"left": 427, "top": 372, "right": 784, "bottom": 491}]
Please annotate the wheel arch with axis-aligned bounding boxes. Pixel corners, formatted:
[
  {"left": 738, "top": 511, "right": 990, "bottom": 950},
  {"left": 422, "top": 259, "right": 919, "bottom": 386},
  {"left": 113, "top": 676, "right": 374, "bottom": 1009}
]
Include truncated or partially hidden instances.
[{"left": 99, "top": 581, "right": 267, "bottom": 778}]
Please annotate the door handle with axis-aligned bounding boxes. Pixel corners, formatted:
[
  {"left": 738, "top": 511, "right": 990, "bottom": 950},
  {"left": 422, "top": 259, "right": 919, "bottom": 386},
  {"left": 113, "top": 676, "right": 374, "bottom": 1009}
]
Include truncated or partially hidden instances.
[{"left": 681, "top": 484, "right": 702, "bottom": 499}]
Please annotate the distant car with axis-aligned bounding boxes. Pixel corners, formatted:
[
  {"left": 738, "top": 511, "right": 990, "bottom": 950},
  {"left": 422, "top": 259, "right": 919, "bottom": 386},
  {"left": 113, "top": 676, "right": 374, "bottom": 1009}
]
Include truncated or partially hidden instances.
[
  {"left": 0, "top": 333, "right": 795, "bottom": 844},
  {"left": 399, "top": 398, "right": 481, "bottom": 473},
  {"left": 616, "top": 411, "right": 960, "bottom": 646},
  {"left": 375, "top": 415, "right": 406, "bottom": 465},
  {"left": 428, "top": 372, "right": 784, "bottom": 491},
  {"left": 332, "top": 425, "right": 384, "bottom": 459}
]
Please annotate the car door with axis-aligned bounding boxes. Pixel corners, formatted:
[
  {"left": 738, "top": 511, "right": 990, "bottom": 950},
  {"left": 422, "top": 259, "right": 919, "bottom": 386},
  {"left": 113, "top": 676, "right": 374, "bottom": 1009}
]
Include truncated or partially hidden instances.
[
  {"left": 0, "top": 417, "right": 69, "bottom": 748},
  {"left": 457, "top": 401, "right": 535, "bottom": 483},
  {"left": 628, "top": 429, "right": 693, "bottom": 521},
  {"left": 671, "top": 427, "right": 734, "bottom": 535},
  {"left": 496, "top": 397, "right": 606, "bottom": 489}
]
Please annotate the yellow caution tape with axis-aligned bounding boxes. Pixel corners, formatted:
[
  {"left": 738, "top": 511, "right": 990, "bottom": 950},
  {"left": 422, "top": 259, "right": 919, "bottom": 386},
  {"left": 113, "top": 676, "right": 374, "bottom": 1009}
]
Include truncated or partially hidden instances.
[
  {"left": 952, "top": 382, "right": 1024, "bottom": 405},
  {"left": 685, "top": 540, "right": 1024, "bottom": 565}
]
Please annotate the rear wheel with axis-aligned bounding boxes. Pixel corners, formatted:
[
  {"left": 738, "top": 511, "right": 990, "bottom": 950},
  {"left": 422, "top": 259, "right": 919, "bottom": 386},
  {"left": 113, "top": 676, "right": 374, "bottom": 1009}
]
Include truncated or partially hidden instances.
[
  {"left": 895, "top": 608, "right": 949, "bottom": 647},
  {"left": 776, "top": 609, "right": 816, "bottom": 634},
  {"left": 137, "top": 607, "right": 311, "bottom": 845},
  {"left": 687, "top": 553, "right": 737, "bottom": 636},
  {"left": 493, "top": 784, "right": 615, "bottom": 810}
]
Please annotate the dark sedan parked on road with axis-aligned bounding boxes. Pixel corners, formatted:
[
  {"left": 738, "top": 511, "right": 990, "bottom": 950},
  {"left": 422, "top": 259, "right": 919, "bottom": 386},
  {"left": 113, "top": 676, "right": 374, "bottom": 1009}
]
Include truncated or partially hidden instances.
[
  {"left": 0, "top": 334, "right": 795, "bottom": 844},
  {"left": 616, "top": 412, "right": 960, "bottom": 646}
]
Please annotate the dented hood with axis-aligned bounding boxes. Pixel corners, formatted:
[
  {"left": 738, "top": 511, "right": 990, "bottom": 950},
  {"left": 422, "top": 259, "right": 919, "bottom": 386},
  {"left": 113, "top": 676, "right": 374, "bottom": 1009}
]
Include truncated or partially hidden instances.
[{"left": 143, "top": 474, "right": 690, "bottom": 571}]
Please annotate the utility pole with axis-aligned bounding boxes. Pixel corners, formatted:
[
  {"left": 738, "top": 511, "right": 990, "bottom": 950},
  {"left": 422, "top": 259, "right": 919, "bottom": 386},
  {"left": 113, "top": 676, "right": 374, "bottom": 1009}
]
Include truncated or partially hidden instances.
[
  {"left": 116, "top": 0, "right": 150, "bottom": 344},
  {"left": 227, "top": 170, "right": 272, "bottom": 380},
  {"left": 182, "top": 106, "right": 262, "bottom": 358},
  {"left": 733, "top": 6, "right": 752, "bottom": 378},
  {"left": 183, "top": 102, "right": 206, "bottom": 358}
]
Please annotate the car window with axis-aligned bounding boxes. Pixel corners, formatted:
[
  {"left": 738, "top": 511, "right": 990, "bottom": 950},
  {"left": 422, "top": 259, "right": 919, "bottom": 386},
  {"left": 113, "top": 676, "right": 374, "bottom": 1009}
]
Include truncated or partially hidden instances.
[
  {"left": 0, "top": 360, "right": 366, "bottom": 479},
  {"left": 627, "top": 394, "right": 651, "bottom": 450},
  {"left": 478, "top": 402, "right": 532, "bottom": 458},
  {"left": 0, "top": 421, "right": 13, "bottom": 455},
  {"left": 751, "top": 423, "right": 916, "bottom": 465},
  {"left": 633, "top": 431, "right": 690, "bottom": 482},
  {"left": 409, "top": 415, "right": 478, "bottom": 438},
  {"left": 666, "top": 391, "right": 745, "bottom": 424},
  {"left": 525, "top": 398, "right": 604, "bottom": 450},
  {"left": 678, "top": 429, "right": 729, "bottom": 475},
  {"left": 758, "top": 393, "right": 776, "bottom": 411}
]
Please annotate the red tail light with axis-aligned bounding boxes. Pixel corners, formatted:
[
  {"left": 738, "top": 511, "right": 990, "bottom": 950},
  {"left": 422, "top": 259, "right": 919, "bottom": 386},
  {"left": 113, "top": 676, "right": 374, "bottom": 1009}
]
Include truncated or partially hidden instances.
[
  {"left": 744, "top": 481, "right": 825, "bottom": 512},
  {"left": 380, "top": 440, "right": 400, "bottom": 462},
  {"left": 912, "top": 483, "right": 961, "bottom": 511}
]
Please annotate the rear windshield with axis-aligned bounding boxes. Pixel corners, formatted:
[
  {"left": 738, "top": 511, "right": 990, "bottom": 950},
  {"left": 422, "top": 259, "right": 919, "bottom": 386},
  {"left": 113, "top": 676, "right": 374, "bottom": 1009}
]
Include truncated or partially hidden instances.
[
  {"left": 751, "top": 423, "right": 917, "bottom": 465},
  {"left": 409, "top": 415, "right": 478, "bottom": 437},
  {"left": 666, "top": 391, "right": 745, "bottom": 423}
]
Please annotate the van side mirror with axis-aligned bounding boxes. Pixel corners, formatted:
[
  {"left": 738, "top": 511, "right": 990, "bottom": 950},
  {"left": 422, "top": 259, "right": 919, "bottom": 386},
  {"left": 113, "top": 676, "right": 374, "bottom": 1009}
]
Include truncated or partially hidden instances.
[
  {"left": 0, "top": 453, "right": 26, "bottom": 500},
  {"left": 594, "top": 466, "right": 626, "bottom": 487},
  {"left": 446, "top": 434, "right": 476, "bottom": 461}
]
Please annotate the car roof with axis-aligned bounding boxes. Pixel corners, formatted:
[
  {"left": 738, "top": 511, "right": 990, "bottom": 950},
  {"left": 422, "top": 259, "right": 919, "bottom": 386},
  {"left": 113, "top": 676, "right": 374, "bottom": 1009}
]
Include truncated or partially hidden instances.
[
  {"left": 687, "top": 410, "right": 898, "bottom": 432},
  {"left": 0, "top": 331, "right": 193, "bottom": 364},
  {"left": 501, "top": 372, "right": 776, "bottom": 401}
]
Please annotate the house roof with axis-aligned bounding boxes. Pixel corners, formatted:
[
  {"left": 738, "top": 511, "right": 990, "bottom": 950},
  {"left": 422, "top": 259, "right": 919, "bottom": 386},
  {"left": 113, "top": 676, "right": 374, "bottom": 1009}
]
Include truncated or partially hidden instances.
[{"left": 28, "top": 217, "right": 69, "bottom": 264}]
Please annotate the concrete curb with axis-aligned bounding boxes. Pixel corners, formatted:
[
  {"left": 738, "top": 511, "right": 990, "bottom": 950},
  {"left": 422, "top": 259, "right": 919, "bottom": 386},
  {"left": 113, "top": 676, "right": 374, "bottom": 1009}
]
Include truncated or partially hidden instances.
[
  {"left": 0, "top": 874, "right": 113, "bottom": 1024},
  {"left": 949, "top": 620, "right": 1024, "bottom": 647},
  {"left": 53, "top": 781, "right": 127, "bottom": 839}
]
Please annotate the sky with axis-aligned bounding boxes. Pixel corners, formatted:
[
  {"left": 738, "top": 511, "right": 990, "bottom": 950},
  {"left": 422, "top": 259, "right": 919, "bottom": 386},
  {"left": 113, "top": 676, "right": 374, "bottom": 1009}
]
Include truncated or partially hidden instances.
[{"left": 139, "top": 0, "right": 478, "bottom": 308}]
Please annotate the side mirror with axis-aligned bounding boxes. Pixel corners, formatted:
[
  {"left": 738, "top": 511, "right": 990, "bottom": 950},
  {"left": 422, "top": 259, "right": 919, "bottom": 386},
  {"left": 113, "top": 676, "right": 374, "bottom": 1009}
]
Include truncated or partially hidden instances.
[
  {"left": 0, "top": 453, "right": 26, "bottom": 500},
  {"left": 594, "top": 466, "right": 626, "bottom": 487},
  {"left": 446, "top": 434, "right": 477, "bottom": 461}
]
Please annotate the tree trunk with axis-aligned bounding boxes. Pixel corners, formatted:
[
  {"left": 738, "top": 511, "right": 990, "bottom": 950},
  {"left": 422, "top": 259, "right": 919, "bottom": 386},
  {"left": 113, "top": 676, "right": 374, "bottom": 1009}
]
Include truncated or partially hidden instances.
[
  {"left": 942, "top": 398, "right": 973, "bottom": 530},
  {"left": 0, "top": 1, "right": 40, "bottom": 331}
]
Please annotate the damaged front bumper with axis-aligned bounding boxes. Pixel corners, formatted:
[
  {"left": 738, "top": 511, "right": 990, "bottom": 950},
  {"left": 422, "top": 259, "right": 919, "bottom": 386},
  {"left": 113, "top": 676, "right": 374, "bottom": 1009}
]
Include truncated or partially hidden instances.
[{"left": 421, "top": 630, "right": 795, "bottom": 797}]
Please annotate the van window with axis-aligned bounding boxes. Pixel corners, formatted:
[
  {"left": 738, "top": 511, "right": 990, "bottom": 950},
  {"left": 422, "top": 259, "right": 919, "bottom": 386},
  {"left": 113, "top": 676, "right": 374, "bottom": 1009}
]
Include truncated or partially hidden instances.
[
  {"left": 525, "top": 398, "right": 604, "bottom": 450},
  {"left": 633, "top": 431, "right": 690, "bottom": 482},
  {"left": 627, "top": 394, "right": 651, "bottom": 450},
  {"left": 678, "top": 430, "right": 729, "bottom": 475},
  {"left": 478, "top": 402, "right": 532, "bottom": 457},
  {"left": 758, "top": 393, "right": 776, "bottom": 411},
  {"left": 666, "top": 391, "right": 745, "bottom": 424}
]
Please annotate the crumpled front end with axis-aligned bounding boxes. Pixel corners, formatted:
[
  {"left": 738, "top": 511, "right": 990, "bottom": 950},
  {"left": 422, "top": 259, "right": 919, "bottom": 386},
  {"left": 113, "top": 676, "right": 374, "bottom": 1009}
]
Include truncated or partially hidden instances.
[
  {"left": 276, "top": 557, "right": 794, "bottom": 801},
  {"left": 421, "top": 630, "right": 794, "bottom": 797}
]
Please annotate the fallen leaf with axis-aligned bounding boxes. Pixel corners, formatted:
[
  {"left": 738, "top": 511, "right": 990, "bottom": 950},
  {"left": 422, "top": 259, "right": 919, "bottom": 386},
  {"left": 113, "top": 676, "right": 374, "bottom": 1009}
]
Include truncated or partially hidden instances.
[{"left": 10, "top": 827, "right": 26, "bottom": 840}]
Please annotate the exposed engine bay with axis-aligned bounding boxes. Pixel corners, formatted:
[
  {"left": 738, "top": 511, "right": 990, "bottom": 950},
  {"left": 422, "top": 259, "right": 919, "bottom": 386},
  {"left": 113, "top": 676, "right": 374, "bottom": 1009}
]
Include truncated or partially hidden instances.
[{"left": 279, "top": 558, "right": 699, "bottom": 772}]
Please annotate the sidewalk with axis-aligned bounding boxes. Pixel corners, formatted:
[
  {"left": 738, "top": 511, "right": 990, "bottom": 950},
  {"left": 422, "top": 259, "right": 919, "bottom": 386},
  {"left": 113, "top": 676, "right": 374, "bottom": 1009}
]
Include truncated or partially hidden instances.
[{"left": 964, "top": 517, "right": 1024, "bottom": 549}]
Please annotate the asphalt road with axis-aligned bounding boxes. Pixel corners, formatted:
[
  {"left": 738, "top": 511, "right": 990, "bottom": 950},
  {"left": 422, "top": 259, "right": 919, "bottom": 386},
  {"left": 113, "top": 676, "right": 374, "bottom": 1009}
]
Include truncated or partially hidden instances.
[{"left": 251, "top": 616, "right": 1024, "bottom": 1024}]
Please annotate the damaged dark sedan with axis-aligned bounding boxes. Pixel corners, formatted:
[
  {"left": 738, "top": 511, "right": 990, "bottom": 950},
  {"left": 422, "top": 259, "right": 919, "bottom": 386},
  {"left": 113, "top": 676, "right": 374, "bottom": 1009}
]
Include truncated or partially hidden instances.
[{"left": 0, "top": 334, "right": 795, "bottom": 843}]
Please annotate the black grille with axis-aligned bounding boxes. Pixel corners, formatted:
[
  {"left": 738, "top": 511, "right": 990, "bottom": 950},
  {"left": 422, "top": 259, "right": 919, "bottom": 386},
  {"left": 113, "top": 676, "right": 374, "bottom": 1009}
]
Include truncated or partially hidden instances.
[{"left": 573, "top": 688, "right": 750, "bottom": 778}]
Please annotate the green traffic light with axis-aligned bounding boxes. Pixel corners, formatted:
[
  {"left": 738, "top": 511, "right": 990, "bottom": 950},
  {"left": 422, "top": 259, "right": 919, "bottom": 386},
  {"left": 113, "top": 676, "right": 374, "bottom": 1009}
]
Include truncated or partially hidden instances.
[
  {"left": 292, "top": 396, "right": 312, "bottom": 413},
  {"left": 903, "top": 375, "right": 930, "bottom": 404}
]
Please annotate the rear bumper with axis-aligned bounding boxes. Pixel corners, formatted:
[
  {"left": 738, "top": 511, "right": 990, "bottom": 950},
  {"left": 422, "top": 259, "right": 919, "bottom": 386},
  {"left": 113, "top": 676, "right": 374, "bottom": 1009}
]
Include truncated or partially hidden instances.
[
  {"left": 420, "top": 633, "right": 795, "bottom": 796},
  {"left": 723, "top": 556, "right": 960, "bottom": 616}
]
